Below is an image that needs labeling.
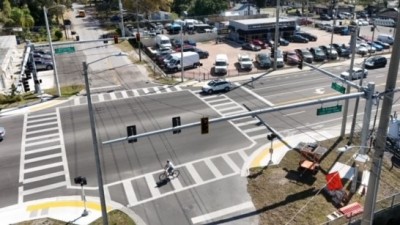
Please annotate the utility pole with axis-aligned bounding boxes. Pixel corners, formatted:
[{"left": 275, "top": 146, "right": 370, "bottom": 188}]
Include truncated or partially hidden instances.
[
  {"left": 361, "top": 8, "right": 400, "bottom": 224},
  {"left": 118, "top": 0, "right": 125, "bottom": 37},
  {"left": 329, "top": 0, "right": 337, "bottom": 60},
  {"left": 340, "top": 12, "right": 358, "bottom": 138},
  {"left": 135, "top": 0, "right": 141, "bottom": 61},
  {"left": 349, "top": 59, "right": 366, "bottom": 143},
  {"left": 273, "top": 0, "right": 280, "bottom": 70},
  {"left": 83, "top": 62, "right": 109, "bottom": 225}
]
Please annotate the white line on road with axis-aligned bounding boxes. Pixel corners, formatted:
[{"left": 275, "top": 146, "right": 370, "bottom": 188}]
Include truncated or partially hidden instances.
[
  {"left": 234, "top": 120, "right": 258, "bottom": 127},
  {"left": 121, "top": 91, "right": 129, "bottom": 98},
  {"left": 24, "top": 138, "right": 60, "bottom": 147},
  {"left": 186, "top": 164, "right": 203, "bottom": 184},
  {"left": 165, "top": 88, "right": 172, "bottom": 92},
  {"left": 235, "top": 82, "right": 274, "bottom": 106},
  {"left": 109, "top": 92, "right": 117, "bottom": 100},
  {"left": 23, "top": 181, "right": 66, "bottom": 196},
  {"left": 218, "top": 105, "right": 243, "bottom": 113},
  {"left": 74, "top": 97, "right": 80, "bottom": 105},
  {"left": 144, "top": 174, "right": 160, "bottom": 197},
  {"left": 25, "top": 133, "right": 59, "bottom": 142},
  {"left": 26, "top": 127, "right": 58, "bottom": 135},
  {"left": 56, "top": 107, "right": 71, "bottom": 187},
  {"left": 284, "top": 111, "right": 306, "bottom": 116},
  {"left": 153, "top": 87, "right": 161, "bottom": 93},
  {"left": 98, "top": 94, "right": 105, "bottom": 102},
  {"left": 170, "top": 177, "right": 183, "bottom": 190},
  {"left": 238, "top": 151, "right": 248, "bottom": 161},
  {"left": 143, "top": 88, "right": 149, "bottom": 94},
  {"left": 24, "top": 152, "right": 62, "bottom": 164},
  {"left": 175, "top": 86, "right": 182, "bottom": 91},
  {"left": 191, "top": 201, "right": 254, "bottom": 224},
  {"left": 204, "top": 159, "right": 223, "bottom": 178},
  {"left": 24, "top": 145, "right": 62, "bottom": 155},
  {"left": 251, "top": 133, "right": 269, "bottom": 140},
  {"left": 90, "top": 85, "right": 121, "bottom": 90},
  {"left": 26, "top": 121, "right": 58, "bottom": 129},
  {"left": 23, "top": 171, "right": 65, "bottom": 184},
  {"left": 201, "top": 95, "right": 221, "bottom": 100},
  {"left": 24, "top": 162, "right": 63, "bottom": 173},
  {"left": 243, "top": 126, "right": 267, "bottom": 133},
  {"left": 27, "top": 117, "right": 56, "bottom": 124},
  {"left": 222, "top": 155, "right": 240, "bottom": 173},
  {"left": 123, "top": 180, "right": 138, "bottom": 206},
  {"left": 132, "top": 89, "right": 139, "bottom": 96},
  {"left": 28, "top": 112, "right": 56, "bottom": 119}
]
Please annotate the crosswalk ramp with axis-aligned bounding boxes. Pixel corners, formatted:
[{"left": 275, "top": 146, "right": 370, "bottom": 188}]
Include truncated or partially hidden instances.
[
  {"left": 19, "top": 110, "right": 68, "bottom": 203},
  {"left": 73, "top": 85, "right": 183, "bottom": 105},
  {"left": 105, "top": 149, "right": 248, "bottom": 207},
  {"left": 192, "top": 91, "right": 271, "bottom": 141}
]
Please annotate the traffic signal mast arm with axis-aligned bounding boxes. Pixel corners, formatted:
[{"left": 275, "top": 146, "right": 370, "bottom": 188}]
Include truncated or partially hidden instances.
[
  {"left": 302, "top": 61, "right": 361, "bottom": 90},
  {"left": 104, "top": 91, "right": 365, "bottom": 145}
]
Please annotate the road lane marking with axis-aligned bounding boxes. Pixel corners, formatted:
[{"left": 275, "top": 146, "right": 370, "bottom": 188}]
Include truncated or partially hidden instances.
[
  {"left": 204, "top": 159, "right": 223, "bottom": 178},
  {"left": 24, "top": 138, "right": 60, "bottom": 147},
  {"left": 222, "top": 155, "right": 240, "bottom": 173},
  {"left": 74, "top": 97, "right": 80, "bottom": 105},
  {"left": 238, "top": 151, "right": 248, "bottom": 161},
  {"left": 24, "top": 152, "right": 62, "bottom": 164},
  {"left": 24, "top": 171, "right": 65, "bottom": 184},
  {"left": 235, "top": 82, "right": 274, "bottom": 106},
  {"left": 251, "top": 133, "right": 269, "bottom": 140},
  {"left": 24, "top": 145, "right": 62, "bottom": 155},
  {"left": 26, "top": 127, "right": 58, "bottom": 135},
  {"left": 27, "top": 117, "right": 56, "bottom": 124},
  {"left": 144, "top": 174, "right": 160, "bottom": 197},
  {"left": 90, "top": 85, "right": 121, "bottom": 90},
  {"left": 175, "top": 86, "right": 182, "bottom": 91},
  {"left": 191, "top": 201, "right": 253, "bottom": 224},
  {"left": 218, "top": 105, "right": 243, "bottom": 112},
  {"left": 200, "top": 95, "right": 221, "bottom": 100},
  {"left": 153, "top": 87, "right": 161, "bottom": 93},
  {"left": 284, "top": 111, "right": 306, "bottom": 116},
  {"left": 243, "top": 126, "right": 267, "bottom": 133},
  {"left": 143, "top": 88, "right": 149, "bottom": 94},
  {"left": 123, "top": 180, "right": 138, "bottom": 206},
  {"left": 164, "top": 85, "right": 172, "bottom": 92},
  {"left": 26, "top": 121, "right": 58, "bottom": 129},
  {"left": 120, "top": 91, "right": 129, "bottom": 98},
  {"left": 233, "top": 120, "right": 258, "bottom": 127},
  {"left": 19, "top": 114, "right": 28, "bottom": 203},
  {"left": 224, "top": 110, "right": 247, "bottom": 116},
  {"left": 186, "top": 164, "right": 203, "bottom": 184},
  {"left": 206, "top": 98, "right": 229, "bottom": 104},
  {"left": 25, "top": 133, "right": 59, "bottom": 142},
  {"left": 109, "top": 92, "right": 117, "bottom": 100},
  {"left": 132, "top": 89, "right": 139, "bottom": 96},
  {"left": 98, "top": 94, "right": 105, "bottom": 102},
  {"left": 28, "top": 112, "right": 56, "bottom": 119},
  {"left": 24, "top": 162, "right": 63, "bottom": 173},
  {"left": 23, "top": 181, "right": 66, "bottom": 195},
  {"left": 213, "top": 102, "right": 237, "bottom": 108},
  {"left": 170, "top": 177, "right": 183, "bottom": 190},
  {"left": 251, "top": 142, "right": 286, "bottom": 168}
]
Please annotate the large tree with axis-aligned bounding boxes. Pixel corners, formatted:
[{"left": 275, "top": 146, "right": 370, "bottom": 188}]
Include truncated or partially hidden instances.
[
  {"left": 188, "top": 0, "right": 229, "bottom": 16},
  {"left": 170, "top": 0, "right": 192, "bottom": 16}
]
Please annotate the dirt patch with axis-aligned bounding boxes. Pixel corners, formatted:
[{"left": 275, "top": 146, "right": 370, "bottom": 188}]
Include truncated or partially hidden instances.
[{"left": 247, "top": 135, "right": 400, "bottom": 225}]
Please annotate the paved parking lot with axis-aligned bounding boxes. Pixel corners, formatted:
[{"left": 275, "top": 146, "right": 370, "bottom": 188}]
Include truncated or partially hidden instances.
[{"left": 166, "top": 23, "right": 393, "bottom": 80}]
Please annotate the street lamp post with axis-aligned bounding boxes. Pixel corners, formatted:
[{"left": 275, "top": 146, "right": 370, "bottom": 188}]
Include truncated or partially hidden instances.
[
  {"left": 118, "top": 0, "right": 125, "bottom": 37},
  {"left": 135, "top": 0, "right": 141, "bottom": 61},
  {"left": 43, "top": 6, "right": 62, "bottom": 97}
]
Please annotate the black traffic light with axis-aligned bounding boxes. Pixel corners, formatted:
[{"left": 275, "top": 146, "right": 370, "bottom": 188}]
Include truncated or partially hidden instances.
[
  {"left": 27, "top": 61, "right": 33, "bottom": 70},
  {"left": 74, "top": 176, "right": 87, "bottom": 186},
  {"left": 136, "top": 33, "right": 140, "bottom": 42},
  {"left": 172, "top": 116, "right": 181, "bottom": 134},
  {"left": 25, "top": 70, "right": 32, "bottom": 79},
  {"left": 22, "top": 78, "right": 30, "bottom": 92},
  {"left": 298, "top": 59, "right": 303, "bottom": 70},
  {"left": 201, "top": 117, "right": 209, "bottom": 134},
  {"left": 371, "top": 27, "right": 375, "bottom": 32},
  {"left": 267, "top": 133, "right": 277, "bottom": 141},
  {"left": 114, "top": 35, "right": 118, "bottom": 44},
  {"left": 127, "top": 125, "right": 137, "bottom": 143}
]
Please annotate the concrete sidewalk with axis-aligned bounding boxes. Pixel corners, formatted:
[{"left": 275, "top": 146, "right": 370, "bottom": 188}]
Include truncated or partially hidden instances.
[{"left": 0, "top": 196, "right": 147, "bottom": 225}]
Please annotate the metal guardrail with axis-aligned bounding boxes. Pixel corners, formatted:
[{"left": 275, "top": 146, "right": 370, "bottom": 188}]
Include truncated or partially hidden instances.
[{"left": 320, "top": 192, "right": 400, "bottom": 225}]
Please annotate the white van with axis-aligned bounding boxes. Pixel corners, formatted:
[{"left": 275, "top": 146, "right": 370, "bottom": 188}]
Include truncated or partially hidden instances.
[
  {"left": 166, "top": 52, "right": 201, "bottom": 72},
  {"left": 155, "top": 35, "right": 172, "bottom": 49},
  {"left": 377, "top": 34, "right": 394, "bottom": 45},
  {"left": 214, "top": 54, "right": 228, "bottom": 75}
]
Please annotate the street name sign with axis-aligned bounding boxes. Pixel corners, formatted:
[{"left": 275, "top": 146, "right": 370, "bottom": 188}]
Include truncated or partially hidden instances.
[
  {"left": 317, "top": 105, "right": 342, "bottom": 116},
  {"left": 55, "top": 46, "right": 75, "bottom": 54},
  {"left": 331, "top": 82, "right": 346, "bottom": 94}
]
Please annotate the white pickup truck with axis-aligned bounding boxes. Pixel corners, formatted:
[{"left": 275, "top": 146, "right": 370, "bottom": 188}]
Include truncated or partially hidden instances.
[{"left": 238, "top": 54, "right": 253, "bottom": 71}]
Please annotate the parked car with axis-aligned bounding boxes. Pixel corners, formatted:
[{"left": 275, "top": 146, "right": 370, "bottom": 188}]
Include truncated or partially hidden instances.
[
  {"left": 252, "top": 39, "right": 267, "bottom": 49},
  {"left": 373, "top": 41, "right": 390, "bottom": 49},
  {"left": 358, "top": 19, "right": 369, "bottom": 26},
  {"left": 295, "top": 49, "right": 313, "bottom": 63},
  {"left": 296, "top": 32, "right": 317, "bottom": 41},
  {"left": 255, "top": 53, "right": 272, "bottom": 69},
  {"left": 319, "top": 45, "right": 338, "bottom": 60},
  {"left": 202, "top": 79, "right": 232, "bottom": 94},
  {"left": 271, "top": 49, "right": 284, "bottom": 68},
  {"left": 358, "top": 43, "right": 376, "bottom": 53},
  {"left": 242, "top": 43, "right": 261, "bottom": 51},
  {"left": 356, "top": 45, "right": 369, "bottom": 56},
  {"left": 289, "top": 34, "right": 309, "bottom": 43},
  {"left": 340, "top": 67, "right": 368, "bottom": 80},
  {"left": 320, "top": 14, "right": 332, "bottom": 20},
  {"left": 265, "top": 39, "right": 278, "bottom": 48},
  {"left": 309, "top": 47, "right": 326, "bottom": 61},
  {"left": 193, "top": 48, "right": 209, "bottom": 59},
  {"left": 283, "top": 50, "right": 300, "bottom": 65},
  {"left": 298, "top": 17, "right": 313, "bottom": 25},
  {"left": 0, "top": 126, "right": 5, "bottom": 141},
  {"left": 34, "top": 60, "right": 54, "bottom": 70},
  {"left": 364, "top": 56, "right": 387, "bottom": 69},
  {"left": 332, "top": 44, "right": 350, "bottom": 58},
  {"left": 279, "top": 38, "right": 289, "bottom": 46},
  {"left": 368, "top": 42, "right": 383, "bottom": 51},
  {"left": 175, "top": 45, "right": 196, "bottom": 52}
]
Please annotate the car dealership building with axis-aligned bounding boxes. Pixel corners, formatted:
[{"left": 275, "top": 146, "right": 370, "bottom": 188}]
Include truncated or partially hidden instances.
[{"left": 227, "top": 17, "right": 298, "bottom": 42}]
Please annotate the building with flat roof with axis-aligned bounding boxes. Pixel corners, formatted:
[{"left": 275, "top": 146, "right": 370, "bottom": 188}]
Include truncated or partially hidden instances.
[{"left": 228, "top": 17, "right": 297, "bottom": 42}]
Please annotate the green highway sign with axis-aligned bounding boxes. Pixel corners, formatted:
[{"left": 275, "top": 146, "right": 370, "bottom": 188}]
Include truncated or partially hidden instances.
[
  {"left": 317, "top": 105, "right": 342, "bottom": 116},
  {"left": 55, "top": 46, "right": 75, "bottom": 54},
  {"left": 331, "top": 82, "right": 346, "bottom": 94}
]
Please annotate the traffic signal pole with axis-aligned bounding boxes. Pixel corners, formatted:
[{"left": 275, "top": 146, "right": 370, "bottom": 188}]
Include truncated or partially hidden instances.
[{"left": 273, "top": 0, "right": 280, "bottom": 70}]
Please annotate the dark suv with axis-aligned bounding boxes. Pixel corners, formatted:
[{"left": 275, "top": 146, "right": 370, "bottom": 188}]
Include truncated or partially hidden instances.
[
  {"left": 296, "top": 32, "right": 317, "bottom": 41},
  {"left": 295, "top": 49, "right": 313, "bottom": 63},
  {"left": 365, "top": 56, "right": 387, "bottom": 69},
  {"left": 309, "top": 47, "right": 326, "bottom": 62},
  {"left": 332, "top": 44, "right": 350, "bottom": 58}
]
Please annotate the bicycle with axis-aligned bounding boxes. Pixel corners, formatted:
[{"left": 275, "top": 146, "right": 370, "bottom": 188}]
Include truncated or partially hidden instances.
[{"left": 159, "top": 169, "right": 180, "bottom": 180}]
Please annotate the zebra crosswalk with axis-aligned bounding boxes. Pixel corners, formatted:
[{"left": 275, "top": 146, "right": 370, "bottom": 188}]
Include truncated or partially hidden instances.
[
  {"left": 73, "top": 85, "right": 183, "bottom": 105},
  {"left": 192, "top": 91, "right": 272, "bottom": 142},
  {"left": 19, "top": 110, "right": 68, "bottom": 203},
  {"left": 105, "top": 149, "right": 249, "bottom": 207}
]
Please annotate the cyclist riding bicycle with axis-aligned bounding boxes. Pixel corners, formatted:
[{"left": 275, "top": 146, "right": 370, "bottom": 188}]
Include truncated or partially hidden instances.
[{"left": 164, "top": 160, "right": 175, "bottom": 176}]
